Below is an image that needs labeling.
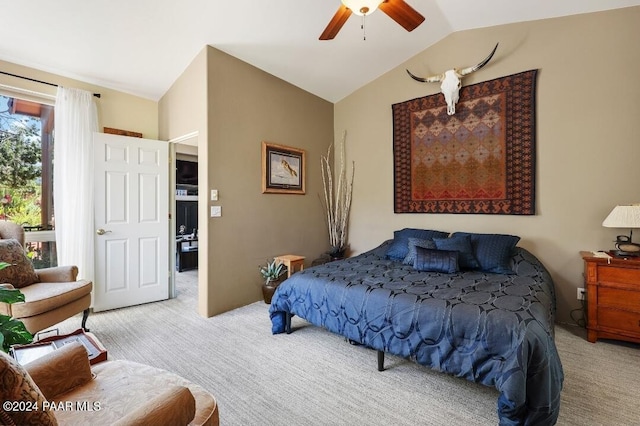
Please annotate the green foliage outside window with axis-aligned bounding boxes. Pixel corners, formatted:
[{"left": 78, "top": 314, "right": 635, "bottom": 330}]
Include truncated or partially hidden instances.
[
  {"left": 0, "top": 188, "right": 42, "bottom": 226},
  {"left": 0, "top": 120, "right": 41, "bottom": 187},
  {"left": 0, "top": 95, "right": 44, "bottom": 228}
]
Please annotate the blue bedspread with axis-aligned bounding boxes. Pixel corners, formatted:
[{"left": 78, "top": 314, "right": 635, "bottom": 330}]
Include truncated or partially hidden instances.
[{"left": 270, "top": 242, "right": 564, "bottom": 425}]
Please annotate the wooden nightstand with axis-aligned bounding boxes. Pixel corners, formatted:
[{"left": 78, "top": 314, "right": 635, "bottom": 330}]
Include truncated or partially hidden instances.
[
  {"left": 275, "top": 255, "right": 305, "bottom": 278},
  {"left": 581, "top": 251, "right": 640, "bottom": 344}
]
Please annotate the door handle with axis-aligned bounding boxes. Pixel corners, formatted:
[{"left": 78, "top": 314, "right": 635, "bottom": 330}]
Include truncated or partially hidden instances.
[{"left": 96, "top": 229, "right": 112, "bottom": 235}]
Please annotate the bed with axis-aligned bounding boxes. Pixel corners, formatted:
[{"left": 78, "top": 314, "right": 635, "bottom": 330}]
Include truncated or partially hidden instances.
[{"left": 270, "top": 230, "right": 564, "bottom": 425}]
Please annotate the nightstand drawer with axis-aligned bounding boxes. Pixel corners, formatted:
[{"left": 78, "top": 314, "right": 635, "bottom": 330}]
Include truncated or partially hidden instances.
[
  {"left": 598, "top": 307, "right": 640, "bottom": 333},
  {"left": 582, "top": 251, "right": 640, "bottom": 344},
  {"left": 598, "top": 287, "right": 640, "bottom": 311},
  {"left": 598, "top": 266, "right": 640, "bottom": 286}
]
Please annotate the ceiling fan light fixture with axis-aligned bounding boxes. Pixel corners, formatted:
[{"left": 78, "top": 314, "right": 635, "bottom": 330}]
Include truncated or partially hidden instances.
[{"left": 341, "top": 0, "right": 382, "bottom": 16}]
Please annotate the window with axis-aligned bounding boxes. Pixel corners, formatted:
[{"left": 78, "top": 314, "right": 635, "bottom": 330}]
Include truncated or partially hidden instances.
[{"left": 0, "top": 94, "right": 56, "bottom": 267}]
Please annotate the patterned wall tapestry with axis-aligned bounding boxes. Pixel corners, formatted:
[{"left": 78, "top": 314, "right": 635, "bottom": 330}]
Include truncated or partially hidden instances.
[{"left": 392, "top": 69, "right": 537, "bottom": 214}]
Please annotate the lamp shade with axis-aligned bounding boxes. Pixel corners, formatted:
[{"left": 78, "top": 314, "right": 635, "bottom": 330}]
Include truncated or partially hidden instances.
[
  {"left": 341, "top": 0, "right": 383, "bottom": 16},
  {"left": 602, "top": 204, "right": 640, "bottom": 228}
]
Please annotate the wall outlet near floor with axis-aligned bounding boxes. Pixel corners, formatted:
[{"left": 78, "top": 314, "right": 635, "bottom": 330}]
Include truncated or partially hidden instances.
[{"left": 577, "top": 288, "right": 586, "bottom": 300}]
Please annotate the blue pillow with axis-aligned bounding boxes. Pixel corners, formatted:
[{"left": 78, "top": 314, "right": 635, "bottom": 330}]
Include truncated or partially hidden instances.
[
  {"left": 433, "top": 234, "right": 479, "bottom": 270},
  {"left": 452, "top": 232, "right": 520, "bottom": 274},
  {"left": 402, "top": 237, "right": 437, "bottom": 265},
  {"left": 414, "top": 247, "right": 459, "bottom": 274},
  {"left": 385, "top": 228, "right": 449, "bottom": 261}
]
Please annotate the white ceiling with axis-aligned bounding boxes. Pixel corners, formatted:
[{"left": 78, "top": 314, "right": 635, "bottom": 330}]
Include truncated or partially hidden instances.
[{"left": 2, "top": 0, "right": 639, "bottom": 103}]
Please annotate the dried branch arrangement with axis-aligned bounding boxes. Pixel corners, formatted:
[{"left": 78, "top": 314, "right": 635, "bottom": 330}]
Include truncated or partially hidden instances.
[{"left": 320, "top": 130, "right": 354, "bottom": 258}]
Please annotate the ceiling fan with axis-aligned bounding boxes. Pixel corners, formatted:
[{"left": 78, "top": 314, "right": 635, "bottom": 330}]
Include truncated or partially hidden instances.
[{"left": 320, "top": 0, "right": 425, "bottom": 40}]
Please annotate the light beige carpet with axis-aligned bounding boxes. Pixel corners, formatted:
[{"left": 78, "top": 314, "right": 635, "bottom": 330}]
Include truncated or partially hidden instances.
[{"left": 50, "top": 272, "right": 640, "bottom": 425}]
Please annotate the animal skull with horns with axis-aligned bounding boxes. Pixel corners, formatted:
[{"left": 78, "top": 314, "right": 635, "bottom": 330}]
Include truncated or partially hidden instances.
[{"left": 406, "top": 43, "right": 499, "bottom": 115}]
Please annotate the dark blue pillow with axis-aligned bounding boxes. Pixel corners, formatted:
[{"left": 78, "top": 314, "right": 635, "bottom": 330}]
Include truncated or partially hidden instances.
[
  {"left": 452, "top": 232, "right": 520, "bottom": 274},
  {"left": 433, "top": 234, "right": 479, "bottom": 270},
  {"left": 385, "top": 228, "right": 449, "bottom": 261},
  {"left": 414, "top": 247, "right": 459, "bottom": 274},
  {"left": 402, "top": 237, "right": 437, "bottom": 265}
]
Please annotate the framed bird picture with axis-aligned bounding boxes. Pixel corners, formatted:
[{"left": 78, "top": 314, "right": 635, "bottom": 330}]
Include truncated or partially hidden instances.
[{"left": 261, "top": 141, "right": 306, "bottom": 195}]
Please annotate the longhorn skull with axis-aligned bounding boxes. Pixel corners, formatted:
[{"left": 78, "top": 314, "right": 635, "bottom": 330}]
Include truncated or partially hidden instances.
[{"left": 406, "top": 43, "right": 499, "bottom": 115}]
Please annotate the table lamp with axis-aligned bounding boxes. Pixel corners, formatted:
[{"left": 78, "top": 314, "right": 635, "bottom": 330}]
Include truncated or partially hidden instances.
[{"left": 602, "top": 203, "right": 640, "bottom": 256}]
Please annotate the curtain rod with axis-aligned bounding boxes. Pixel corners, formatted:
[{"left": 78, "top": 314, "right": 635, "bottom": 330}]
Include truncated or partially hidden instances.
[{"left": 0, "top": 70, "right": 101, "bottom": 98}]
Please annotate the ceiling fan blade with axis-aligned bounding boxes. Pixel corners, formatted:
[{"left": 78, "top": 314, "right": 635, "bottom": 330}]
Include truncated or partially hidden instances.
[
  {"left": 379, "top": 0, "right": 425, "bottom": 32},
  {"left": 319, "top": 5, "right": 352, "bottom": 40}
]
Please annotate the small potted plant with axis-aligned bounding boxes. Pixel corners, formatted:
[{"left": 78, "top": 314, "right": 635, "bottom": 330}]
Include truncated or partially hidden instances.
[
  {"left": 0, "top": 262, "right": 33, "bottom": 352},
  {"left": 259, "top": 259, "right": 286, "bottom": 304}
]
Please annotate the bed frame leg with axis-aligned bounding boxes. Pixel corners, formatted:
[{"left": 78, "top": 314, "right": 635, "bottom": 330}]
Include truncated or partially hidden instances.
[
  {"left": 285, "top": 312, "right": 292, "bottom": 334},
  {"left": 377, "top": 350, "right": 385, "bottom": 371}
]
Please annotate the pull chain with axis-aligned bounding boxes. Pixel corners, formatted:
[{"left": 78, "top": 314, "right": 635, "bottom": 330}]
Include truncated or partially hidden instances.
[
  {"left": 357, "top": 6, "right": 369, "bottom": 41},
  {"left": 361, "top": 14, "right": 367, "bottom": 40}
]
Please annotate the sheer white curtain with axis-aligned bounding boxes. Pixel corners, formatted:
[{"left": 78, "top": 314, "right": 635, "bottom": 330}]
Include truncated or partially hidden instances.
[{"left": 54, "top": 87, "right": 98, "bottom": 281}]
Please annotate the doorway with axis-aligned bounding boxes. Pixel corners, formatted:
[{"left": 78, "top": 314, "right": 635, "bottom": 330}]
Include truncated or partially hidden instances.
[{"left": 172, "top": 140, "right": 199, "bottom": 300}]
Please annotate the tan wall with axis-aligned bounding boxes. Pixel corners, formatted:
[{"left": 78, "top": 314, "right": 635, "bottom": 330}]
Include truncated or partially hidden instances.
[
  {"left": 205, "top": 46, "right": 333, "bottom": 316},
  {"left": 0, "top": 60, "right": 158, "bottom": 139},
  {"left": 158, "top": 48, "right": 208, "bottom": 142},
  {"left": 335, "top": 6, "right": 640, "bottom": 325},
  {"left": 158, "top": 47, "right": 209, "bottom": 315},
  {"left": 160, "top": 46, "right": 334, "bottom": 317}
]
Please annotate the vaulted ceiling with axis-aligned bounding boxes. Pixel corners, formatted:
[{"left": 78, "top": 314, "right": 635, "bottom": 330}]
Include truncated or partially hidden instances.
[{"left": 2, "top": 0, "right": 639, "bottom": 102}]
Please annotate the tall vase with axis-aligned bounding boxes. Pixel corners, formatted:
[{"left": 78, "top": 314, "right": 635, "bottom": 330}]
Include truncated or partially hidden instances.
[{"left": 329, "top": 246, "right": 346, "bottom": 261}]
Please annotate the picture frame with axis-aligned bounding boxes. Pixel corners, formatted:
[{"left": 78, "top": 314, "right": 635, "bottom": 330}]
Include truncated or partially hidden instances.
[
  {"left": 262, "top": 141, "right": 305, "bottom": 195},
  {"left": 103, "top": 127, "right": 143, "bottom": 138}
]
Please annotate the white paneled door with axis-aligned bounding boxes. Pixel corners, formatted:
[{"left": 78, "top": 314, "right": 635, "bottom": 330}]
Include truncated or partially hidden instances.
[{"left": 93, "top": 133, "right": 169, "bottom": 312}]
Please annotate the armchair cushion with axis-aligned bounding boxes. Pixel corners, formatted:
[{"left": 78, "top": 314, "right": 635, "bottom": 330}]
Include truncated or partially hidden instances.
[
  {"left": 51, "top": 360, "right": 218, "bottom": 425},
  {"left": 10, "top": 280, "right": 92, "bottom": 318},
  {"left": 24, "top": 341, "right": 93, "bottom": 400},
  {"left": 0, "top": 348, "right": 58, "bottom": 426},
  {"left": 36, "top": 266, "right": 79, "bottom": 283},
  {"left": 0, "top": 239, "right": 39, "bottom": 288},
  {"left": 112, "top": 385, "right": 196, "bottom": 426}
]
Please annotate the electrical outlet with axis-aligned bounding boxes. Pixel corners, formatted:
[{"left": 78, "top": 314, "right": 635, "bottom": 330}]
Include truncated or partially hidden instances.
[{"left": 577, "top": 288, "right": 586, "bottom": 300}]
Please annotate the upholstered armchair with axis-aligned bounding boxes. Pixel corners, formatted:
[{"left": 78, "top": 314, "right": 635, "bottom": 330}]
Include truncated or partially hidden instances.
[
  {"left": 0, "top": 342, "right": 219, "bottom": 425},
  {"left": 0, "top": 221, "right": 92, "bottom": 334}
]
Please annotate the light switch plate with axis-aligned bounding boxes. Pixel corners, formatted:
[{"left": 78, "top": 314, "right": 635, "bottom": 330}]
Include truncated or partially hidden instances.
[
  {"left": 211, "top": 189, "right": 218, "bottom": 201},
  {"left": 210, "top": 206, "right": 221, "bottom": 217}
]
